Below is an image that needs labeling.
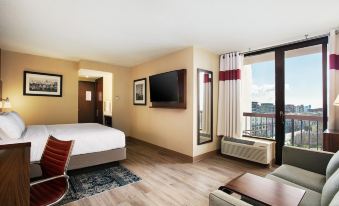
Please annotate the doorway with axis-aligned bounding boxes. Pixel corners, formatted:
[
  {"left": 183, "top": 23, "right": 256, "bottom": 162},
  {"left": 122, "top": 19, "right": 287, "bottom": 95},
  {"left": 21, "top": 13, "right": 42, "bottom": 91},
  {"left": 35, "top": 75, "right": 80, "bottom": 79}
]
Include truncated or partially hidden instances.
[
  {"left": 78, "top": 69, "right": 113, "bottom": 125},
  {"left": 78, "top": 81, "right": 96, "bottom": 123}
]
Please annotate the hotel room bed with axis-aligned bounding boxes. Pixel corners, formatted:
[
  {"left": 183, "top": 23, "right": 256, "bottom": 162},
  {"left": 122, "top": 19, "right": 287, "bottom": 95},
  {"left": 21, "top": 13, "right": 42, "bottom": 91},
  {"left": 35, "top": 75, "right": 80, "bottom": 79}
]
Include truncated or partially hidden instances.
[
  {"left": 14, "top": 123, "right": 125, "bottom": 162},
  {"left": 0, "top": 112, "right": 126, "bottom": 177}
]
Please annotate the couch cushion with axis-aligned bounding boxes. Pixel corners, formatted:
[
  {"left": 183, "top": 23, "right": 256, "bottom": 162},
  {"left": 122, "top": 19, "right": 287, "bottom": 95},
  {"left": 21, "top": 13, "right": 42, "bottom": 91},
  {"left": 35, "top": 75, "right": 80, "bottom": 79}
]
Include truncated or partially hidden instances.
[
  {"left": 326, "top": 150, "right": 339, "bottom": 180},
  {"left": 329, "top": 191, "right": 339, "bottom": 206},
  {"left": 209, "top": 190, "right": 252, "bottom": 206},
  {"left": 270, "top": 164, "right": 326, "bottom": 193},
  {"left": 266, "top": 174, "right": 321, "bottom": 206},
  {"left": 321, "top": 168, "right": 339, "bottom": 206}
]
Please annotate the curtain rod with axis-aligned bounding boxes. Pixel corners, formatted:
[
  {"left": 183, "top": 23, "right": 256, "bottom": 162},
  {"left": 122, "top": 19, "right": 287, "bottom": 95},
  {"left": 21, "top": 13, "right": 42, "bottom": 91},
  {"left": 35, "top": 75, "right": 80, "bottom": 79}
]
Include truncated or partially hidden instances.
[
  {"left": 222, "top": 30, "right": 338, "bottom": 56},
  {"left": 241, "top": 33, "right": 330, "bottom": 56},
  {"left": 221, "top": 30, "right": 339, "bottom": 55}
]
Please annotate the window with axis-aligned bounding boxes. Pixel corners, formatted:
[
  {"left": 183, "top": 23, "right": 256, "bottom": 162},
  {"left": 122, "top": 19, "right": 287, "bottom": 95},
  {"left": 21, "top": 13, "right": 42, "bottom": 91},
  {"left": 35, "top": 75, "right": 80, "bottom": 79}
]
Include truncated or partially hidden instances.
[{"left": 242, "top": 37, "right": 328, "bottom": 164}]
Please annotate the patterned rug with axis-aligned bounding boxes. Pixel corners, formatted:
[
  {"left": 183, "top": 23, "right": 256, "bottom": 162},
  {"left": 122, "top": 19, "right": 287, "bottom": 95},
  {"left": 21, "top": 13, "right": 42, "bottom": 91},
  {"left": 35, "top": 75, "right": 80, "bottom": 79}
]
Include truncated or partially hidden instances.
[{"left": 58, "top": 163, "right": 141, "bottom": 205}]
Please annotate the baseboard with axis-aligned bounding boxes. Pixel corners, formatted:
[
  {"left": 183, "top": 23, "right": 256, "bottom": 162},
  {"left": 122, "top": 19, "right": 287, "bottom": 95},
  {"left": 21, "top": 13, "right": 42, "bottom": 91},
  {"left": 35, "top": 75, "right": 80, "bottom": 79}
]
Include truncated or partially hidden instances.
[
  {"left": 127, "top": 136, "right": 193, "bottom": 163},
  {"left": 127, "top": 136, "right": 220, "bottom": 163},
  {"left": 193, "top": 149, "right": 220, "bottom": 163}
]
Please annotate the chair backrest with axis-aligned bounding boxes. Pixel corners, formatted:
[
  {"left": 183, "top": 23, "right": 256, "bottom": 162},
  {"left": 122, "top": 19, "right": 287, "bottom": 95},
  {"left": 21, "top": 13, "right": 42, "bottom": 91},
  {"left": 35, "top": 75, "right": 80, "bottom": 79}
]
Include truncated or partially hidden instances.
[{"left": 40, "top": 136, "right": 74, "bottom": 177}]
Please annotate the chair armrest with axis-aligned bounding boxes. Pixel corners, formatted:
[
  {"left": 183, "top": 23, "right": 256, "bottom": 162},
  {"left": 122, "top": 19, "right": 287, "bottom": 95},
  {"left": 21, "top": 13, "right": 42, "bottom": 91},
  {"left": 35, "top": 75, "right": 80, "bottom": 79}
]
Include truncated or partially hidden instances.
[
  {"left": 30, "top": 174, "right": 69, "bottom": 186},
  {"left": 209, "top": 190, "right": 252, "bottom": 206},
  {"left": 282, "top": 146, "right": 334, "bottom": 175}
]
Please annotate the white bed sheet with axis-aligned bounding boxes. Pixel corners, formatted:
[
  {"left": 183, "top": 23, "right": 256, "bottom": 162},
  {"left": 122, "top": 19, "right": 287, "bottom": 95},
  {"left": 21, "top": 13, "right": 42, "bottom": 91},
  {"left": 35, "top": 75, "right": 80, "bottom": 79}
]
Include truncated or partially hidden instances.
[{"left": 1, "top": 123, "right": 125, "bottom": 162}]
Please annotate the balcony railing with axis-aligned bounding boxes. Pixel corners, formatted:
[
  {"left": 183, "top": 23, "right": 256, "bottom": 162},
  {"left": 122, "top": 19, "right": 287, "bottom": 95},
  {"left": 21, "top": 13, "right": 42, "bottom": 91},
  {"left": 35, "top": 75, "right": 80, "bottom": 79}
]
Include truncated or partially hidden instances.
[{"left": 243, "top": 112, "right": 323, "bottom": 150}]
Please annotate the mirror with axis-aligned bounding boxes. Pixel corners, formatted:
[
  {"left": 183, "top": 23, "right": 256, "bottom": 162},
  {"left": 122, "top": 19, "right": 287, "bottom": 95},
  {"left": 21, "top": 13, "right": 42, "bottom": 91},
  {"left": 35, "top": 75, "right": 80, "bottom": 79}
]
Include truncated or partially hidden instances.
[{"left": 197, "top": 69, "right": 213, "bottom": 145}]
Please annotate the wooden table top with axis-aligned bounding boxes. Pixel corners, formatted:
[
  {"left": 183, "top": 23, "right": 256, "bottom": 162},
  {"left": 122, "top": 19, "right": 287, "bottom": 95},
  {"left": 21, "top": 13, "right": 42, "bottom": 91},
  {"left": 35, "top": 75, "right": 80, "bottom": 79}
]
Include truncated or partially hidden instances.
[{"left": 225, "top": 173, "right": 305, "bottom": 206}]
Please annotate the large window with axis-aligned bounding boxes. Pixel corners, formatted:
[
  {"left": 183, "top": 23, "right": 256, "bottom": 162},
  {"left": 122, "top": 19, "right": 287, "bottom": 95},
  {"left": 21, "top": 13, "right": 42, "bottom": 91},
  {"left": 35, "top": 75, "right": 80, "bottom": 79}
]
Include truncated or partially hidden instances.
[
  {"left": 243, "top": 52, "right": 276, "bottom": 139},
  {"left": 242, "top": 37, "right": 328, "bottom": 164},
  {"left": 284, "top": 45, "right": 324, "bottom": 150}
]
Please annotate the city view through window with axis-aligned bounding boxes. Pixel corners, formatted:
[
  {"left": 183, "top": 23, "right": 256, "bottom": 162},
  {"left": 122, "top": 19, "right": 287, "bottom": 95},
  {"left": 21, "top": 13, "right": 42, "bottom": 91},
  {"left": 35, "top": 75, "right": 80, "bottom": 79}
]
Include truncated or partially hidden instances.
[{"left": 244, "top": 49, "right": 324, "bottom": 150}]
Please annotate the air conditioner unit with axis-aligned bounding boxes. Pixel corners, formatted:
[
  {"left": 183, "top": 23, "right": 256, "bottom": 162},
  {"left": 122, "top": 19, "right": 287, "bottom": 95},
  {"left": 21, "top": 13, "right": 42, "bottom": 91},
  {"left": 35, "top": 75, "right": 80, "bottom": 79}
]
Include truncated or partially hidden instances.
[{"left": 221, "top": 137, "right": 275, "bottom": 165}]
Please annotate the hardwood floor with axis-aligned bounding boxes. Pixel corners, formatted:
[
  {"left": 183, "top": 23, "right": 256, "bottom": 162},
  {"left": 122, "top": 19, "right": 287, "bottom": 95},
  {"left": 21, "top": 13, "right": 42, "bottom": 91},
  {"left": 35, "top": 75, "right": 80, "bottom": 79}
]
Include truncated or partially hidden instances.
[{"left": 66, "top": 138, "right": 275, "bottom": 206}]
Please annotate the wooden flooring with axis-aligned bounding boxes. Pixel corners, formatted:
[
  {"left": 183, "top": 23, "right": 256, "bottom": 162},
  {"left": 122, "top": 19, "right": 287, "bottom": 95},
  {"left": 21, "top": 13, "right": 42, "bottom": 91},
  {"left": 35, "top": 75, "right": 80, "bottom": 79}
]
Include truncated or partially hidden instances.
[{"left": 66, "top": 138, "right": 275, "bottom": 206}]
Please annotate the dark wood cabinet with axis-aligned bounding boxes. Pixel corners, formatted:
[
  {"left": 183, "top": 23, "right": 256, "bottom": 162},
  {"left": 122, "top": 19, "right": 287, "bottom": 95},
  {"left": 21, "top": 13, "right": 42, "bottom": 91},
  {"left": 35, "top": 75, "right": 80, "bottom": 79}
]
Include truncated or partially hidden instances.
[
  {"left": 104, "top": 115, "right": 112, "bottom": 127},
  {"left": 323, "top": 129, "right": 339, "bottom": 152},
  {"left": 0, "top": 142, "right": 31, "bottom": 206}
]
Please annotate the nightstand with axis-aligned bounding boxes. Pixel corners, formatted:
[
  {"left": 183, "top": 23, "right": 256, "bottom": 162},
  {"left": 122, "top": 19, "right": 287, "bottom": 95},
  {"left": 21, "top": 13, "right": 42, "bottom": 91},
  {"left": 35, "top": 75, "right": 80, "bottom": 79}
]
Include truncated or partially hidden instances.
[
  {"left": 104, "top": 115, "right": 112, "bottom": 127},
  {"left": 323, "top": 129, "right": 339, "bottom": 152}
]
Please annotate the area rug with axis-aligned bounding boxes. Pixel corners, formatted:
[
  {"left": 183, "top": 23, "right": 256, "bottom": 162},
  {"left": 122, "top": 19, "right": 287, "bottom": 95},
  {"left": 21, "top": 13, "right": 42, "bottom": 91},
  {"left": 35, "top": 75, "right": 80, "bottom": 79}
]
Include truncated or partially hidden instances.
[{"left": 57, "top": 163, "right": 141, "bottom": 205}]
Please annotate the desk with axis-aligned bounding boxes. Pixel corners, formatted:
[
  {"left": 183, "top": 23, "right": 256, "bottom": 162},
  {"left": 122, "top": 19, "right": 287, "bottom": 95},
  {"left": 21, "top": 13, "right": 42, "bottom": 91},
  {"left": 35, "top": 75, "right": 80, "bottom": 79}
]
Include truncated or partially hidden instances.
[{"left": 0, "top": 142, "right": 31, "bottom": 206}]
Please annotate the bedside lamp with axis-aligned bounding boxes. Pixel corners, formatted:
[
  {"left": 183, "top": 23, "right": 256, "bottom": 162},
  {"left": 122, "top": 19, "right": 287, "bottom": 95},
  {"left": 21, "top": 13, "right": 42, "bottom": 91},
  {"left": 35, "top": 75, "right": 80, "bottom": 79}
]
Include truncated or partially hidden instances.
[
  {"left": 334, "top": 95, "right": 339, "bottom": 106},
  {"left": 0, "top": 97, "right": 12, "bottom": 111}
]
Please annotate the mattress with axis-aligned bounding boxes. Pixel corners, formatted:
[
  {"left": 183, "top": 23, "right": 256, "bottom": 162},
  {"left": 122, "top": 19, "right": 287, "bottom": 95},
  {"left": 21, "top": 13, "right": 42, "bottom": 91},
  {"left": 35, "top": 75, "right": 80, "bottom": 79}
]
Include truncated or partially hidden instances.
[{"left": 1, "top": 123, "right": 125, "bottom": 162}]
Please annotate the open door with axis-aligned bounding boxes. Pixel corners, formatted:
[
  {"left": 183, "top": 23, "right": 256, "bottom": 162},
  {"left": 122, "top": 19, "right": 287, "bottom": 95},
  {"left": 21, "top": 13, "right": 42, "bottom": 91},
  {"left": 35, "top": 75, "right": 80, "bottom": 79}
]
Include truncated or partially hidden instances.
[{"left": 96, "top": 77, "right": 104, "bottom": 124}]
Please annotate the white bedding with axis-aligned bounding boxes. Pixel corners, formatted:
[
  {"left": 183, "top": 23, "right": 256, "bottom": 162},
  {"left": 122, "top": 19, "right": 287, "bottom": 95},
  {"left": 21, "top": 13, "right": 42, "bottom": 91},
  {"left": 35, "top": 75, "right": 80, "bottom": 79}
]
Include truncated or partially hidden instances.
[{"left": 1, "top": 123, "right": 125, "bottom": 162}]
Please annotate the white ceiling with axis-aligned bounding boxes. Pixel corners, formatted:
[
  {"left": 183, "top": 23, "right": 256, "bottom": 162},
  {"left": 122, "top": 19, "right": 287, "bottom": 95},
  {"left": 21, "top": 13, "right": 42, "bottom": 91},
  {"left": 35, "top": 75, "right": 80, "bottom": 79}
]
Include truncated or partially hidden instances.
[{"left": 1, "top": 0, "right": 339, "bottom": 67}]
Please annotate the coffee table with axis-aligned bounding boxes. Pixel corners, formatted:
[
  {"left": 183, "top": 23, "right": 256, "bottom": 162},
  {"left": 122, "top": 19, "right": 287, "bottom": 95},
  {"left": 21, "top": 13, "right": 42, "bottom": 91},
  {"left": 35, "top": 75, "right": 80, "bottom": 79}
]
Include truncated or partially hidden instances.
[{"left": 222, "top": 173, "right": 305, "bottom": 206}]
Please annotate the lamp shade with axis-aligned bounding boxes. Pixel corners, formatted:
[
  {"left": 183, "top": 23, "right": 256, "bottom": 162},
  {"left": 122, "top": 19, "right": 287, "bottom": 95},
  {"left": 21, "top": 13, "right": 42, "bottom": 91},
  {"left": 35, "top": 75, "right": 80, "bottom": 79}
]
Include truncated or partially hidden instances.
[
  {"left": 3, "top": 101, "right": 11, "bottom": 109},
  {"left": 1, "top": 98, "right": 11, "bottom": 109},
  {"left": 334, "top": 95, "right": 339, "bottom": 106}
]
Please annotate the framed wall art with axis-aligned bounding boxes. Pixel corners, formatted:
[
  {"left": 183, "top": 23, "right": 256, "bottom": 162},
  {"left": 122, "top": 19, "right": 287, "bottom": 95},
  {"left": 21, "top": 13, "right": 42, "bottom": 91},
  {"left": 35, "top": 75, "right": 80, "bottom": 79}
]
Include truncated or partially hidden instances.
[{"left": 23, "top": 71, "right": 63, "bottom": 97}]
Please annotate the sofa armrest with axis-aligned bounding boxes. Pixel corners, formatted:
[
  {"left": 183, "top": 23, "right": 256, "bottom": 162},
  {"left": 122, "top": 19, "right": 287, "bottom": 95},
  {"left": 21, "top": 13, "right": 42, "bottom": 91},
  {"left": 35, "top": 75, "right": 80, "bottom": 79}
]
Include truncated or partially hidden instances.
[
  {"left": 282, "top": 146, "right": 334, "bottom": 175},
  {"left": 209, "top": 190, "right": 252, "bottom": 206}
]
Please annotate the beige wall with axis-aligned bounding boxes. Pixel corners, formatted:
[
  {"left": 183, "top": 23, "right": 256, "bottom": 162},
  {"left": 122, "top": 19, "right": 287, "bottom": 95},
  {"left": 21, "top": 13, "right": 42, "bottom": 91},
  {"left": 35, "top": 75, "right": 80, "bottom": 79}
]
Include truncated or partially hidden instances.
[
  {"left": 192, "top": 47, "right": 219, "bottom": 157},
  {"left": 78, "top": 60, "right": 131, "bottom": 136},
  {"left": 130, "top": 47, "right": 194, "bottom": 156},
  {"left": 1, "top": 50, "right": 78, "bottom": 125},
  {"left": 0, "top": 51, "right": 131, "bottom": 136},
  {"left": 129, "top": 47, "right": 219, "bottom": 157}
]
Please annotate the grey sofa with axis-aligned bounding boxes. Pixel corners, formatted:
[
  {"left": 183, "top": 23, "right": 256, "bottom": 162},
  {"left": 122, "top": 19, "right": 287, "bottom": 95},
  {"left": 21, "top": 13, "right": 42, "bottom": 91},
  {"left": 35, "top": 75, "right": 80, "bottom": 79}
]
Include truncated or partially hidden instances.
[{"left": 209, "top": 146, "right": 339, "bottom": 206}]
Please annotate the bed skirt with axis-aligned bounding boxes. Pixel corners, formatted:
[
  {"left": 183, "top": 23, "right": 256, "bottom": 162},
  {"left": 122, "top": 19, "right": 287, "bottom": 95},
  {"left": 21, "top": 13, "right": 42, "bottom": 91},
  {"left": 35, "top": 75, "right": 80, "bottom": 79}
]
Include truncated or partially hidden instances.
[{"left": 30, "top": 147, "right": 126, "bottom": 178}]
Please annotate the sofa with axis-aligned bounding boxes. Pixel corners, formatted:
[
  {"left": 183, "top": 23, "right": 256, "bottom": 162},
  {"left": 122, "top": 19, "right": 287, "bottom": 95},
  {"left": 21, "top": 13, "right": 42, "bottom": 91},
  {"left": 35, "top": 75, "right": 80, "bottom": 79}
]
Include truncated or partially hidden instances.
[{"left": 209, "top": 146, "right": 339, "bottom": 206}]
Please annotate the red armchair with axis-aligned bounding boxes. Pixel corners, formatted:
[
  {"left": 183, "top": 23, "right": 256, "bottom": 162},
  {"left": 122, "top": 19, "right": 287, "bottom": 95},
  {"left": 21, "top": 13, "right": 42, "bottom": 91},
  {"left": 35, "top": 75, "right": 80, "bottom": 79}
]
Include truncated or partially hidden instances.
[{"left": 30, "top": 136, "right": 74, "bottom": 206}]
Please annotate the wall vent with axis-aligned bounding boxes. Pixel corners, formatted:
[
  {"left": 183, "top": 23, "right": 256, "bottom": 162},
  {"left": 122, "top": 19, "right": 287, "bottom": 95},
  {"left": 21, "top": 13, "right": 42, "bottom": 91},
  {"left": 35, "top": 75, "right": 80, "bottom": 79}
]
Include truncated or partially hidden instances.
[{"left": 221, "top": 137, "right": 275, "bottom": 165}]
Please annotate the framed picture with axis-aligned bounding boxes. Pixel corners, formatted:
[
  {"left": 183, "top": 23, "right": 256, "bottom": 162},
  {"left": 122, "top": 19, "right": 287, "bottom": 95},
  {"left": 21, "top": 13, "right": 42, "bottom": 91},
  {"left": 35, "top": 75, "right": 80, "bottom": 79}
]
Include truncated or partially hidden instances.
[
  {"left": 23, "top": 71, "right": 63, "bottom": 97},
  {"left": 133, "top": 78, "right": 147, "bottom": 105}
]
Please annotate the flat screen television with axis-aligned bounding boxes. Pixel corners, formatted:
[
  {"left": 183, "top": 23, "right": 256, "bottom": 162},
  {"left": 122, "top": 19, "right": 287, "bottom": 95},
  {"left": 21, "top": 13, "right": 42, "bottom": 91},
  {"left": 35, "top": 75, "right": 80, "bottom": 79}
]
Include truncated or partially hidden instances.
[{"left": 149, "top": 70, "right": 179, "bottom": 102}]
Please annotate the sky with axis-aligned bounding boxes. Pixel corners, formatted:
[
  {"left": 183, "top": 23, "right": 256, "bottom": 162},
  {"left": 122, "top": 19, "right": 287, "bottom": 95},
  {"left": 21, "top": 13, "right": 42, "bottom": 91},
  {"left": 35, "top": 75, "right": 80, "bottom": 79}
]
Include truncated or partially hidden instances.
[{"left": 251, "top": 52, "right": 323, "bottom": 108}]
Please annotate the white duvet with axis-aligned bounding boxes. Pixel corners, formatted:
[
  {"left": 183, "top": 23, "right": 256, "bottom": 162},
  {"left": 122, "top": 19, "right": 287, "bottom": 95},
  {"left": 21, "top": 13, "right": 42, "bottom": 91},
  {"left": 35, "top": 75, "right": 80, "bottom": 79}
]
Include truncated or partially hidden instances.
[{"left": 1, "top": 123, "right": 125, "bottom": 162}]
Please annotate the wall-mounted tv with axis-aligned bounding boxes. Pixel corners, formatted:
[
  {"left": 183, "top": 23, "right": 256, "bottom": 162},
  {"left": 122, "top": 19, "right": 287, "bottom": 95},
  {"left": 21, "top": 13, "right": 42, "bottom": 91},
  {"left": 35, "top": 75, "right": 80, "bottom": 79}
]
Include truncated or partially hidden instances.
[
  {"left": 150, "top": 71, "right": 179, "bottom": 102},
  {"left": 149, "top": 69, "right": 186, "bottom": 109}
]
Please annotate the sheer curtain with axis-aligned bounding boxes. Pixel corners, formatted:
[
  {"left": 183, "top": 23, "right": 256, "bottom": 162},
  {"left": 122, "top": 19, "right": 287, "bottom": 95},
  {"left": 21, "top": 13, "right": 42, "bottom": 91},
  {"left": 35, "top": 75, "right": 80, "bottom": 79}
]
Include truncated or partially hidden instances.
[
  {"left": 329, "top": 29, "right": 339, "bottom": 130},
  {"left": 217, "top": 52, "right": 244, "bottom": 137}
]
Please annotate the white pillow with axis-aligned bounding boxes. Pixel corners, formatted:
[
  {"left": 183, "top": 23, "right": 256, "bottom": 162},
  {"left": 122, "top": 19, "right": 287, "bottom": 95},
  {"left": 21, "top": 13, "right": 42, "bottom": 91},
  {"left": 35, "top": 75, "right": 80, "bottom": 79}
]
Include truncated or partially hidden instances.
[
  {"left": 8, "top": 111, "right": 26, "bottom": 132},
  {"left": 0, "top": 113, "right": 23, "bottom": 139}
]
